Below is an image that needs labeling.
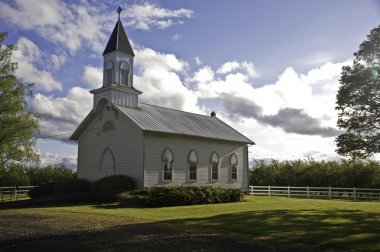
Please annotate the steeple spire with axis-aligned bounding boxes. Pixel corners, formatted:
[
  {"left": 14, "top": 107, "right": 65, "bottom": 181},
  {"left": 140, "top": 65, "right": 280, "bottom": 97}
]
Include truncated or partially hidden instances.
[{"left": 102, "top": 8, "right": 134, "bottom": 56}]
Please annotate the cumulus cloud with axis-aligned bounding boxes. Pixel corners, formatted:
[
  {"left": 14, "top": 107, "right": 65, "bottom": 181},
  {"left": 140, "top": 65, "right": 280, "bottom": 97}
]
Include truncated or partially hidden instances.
[
  {"left": 261, "top": 108, "right": 341, "bottom": 137},
  {"left": 0, "top": 0, "right": 108, "bottom": 54},
  {"left": 82, "top": 65, "right": 103, "bottom": 89},
  {"left": 134, "top": 47, "right": 197, "bottom": 111},
  {"left": 217, "top": 60, "right": 257, "bottom": 78},
  {"left": 125, "top": 2, "right": 193, "bottom": 30},
  {"left": 202, "top": 94, "right": 340, "bottom": 137},
  {"left": 39, "top": 152, "right": 77, "bottom": 169},
  {"left": 0, "top": 1, "right": 194, "bottom": 55},
  {"left": 12, "top": 37, "right": 62, "bottom": 91},
  {"left": 32, "top": 87, "right": 92, "bottom": 139}
]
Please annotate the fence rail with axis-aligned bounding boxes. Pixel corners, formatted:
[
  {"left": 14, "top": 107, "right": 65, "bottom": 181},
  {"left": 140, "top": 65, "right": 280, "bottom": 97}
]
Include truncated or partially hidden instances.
[
  {"left": 249, "top": 186, "right": 380, "bottom": 200},
  {"left": 0, "top": 186, "right": 37, "bottom": 202}
]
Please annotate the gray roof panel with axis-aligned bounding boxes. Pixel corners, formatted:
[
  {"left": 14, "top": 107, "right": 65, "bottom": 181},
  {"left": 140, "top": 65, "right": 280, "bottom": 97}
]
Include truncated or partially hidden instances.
[{"left": 115, "top": 103, "right": 254, "bottom": 144}]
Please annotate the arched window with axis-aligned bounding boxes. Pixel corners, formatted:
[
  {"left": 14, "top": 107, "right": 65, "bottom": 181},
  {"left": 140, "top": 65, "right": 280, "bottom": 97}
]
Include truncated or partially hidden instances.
[
  {"left": 106, "top": 61, "right": 114, "bottom": 86},
  {"left": 231, "top": 153, "right": 238, "bottom": 180},
  {"left": 162, "top": 148, "right": 174, "bottom": 181},
  {"left": 120, "top": 61, "right": 130, "bottom": 86},
  {"left": 100, "top": 147, "right": 115, "bottom": 177},
  {"left": 102, "top": 120, "right": 115, "bottom": 131},
  {"left": 210, "top": 152, "right": 219, "bottom": 181},
  {"left": 188, "top": 150, "right": 198, "bottom": 181}
]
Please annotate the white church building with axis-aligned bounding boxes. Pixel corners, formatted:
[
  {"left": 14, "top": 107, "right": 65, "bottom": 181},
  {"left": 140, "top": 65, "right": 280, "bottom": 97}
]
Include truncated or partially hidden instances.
[{"left": 70, "top": 16, "right": 255, "bottom": 190}]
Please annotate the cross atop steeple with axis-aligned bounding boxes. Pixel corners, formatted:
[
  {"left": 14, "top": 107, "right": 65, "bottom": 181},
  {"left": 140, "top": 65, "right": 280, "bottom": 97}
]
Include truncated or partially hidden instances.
[{"left": 117, "top": 6, "right": 123, "bottom": 19}]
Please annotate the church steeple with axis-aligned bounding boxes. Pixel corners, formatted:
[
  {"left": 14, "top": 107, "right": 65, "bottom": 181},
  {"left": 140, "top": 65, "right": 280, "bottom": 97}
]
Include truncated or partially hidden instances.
[
  {"left": 102, "top": 18, "right": 135, "bottom": 56},
  {"left": 91, "top": 7, "right": 141, "bottom": 110}
]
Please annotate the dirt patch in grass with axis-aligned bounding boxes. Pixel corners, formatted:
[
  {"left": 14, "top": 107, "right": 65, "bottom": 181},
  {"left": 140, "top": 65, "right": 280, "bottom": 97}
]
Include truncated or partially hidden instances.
[{"left": 0, "top": 210, "right": 320, "bottom": 252}]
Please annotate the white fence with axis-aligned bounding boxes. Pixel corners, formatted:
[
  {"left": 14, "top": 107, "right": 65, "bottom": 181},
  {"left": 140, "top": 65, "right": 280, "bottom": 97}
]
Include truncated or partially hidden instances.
[
  {"left": 0, "top": 186, "right": 37, "bottom": 202},
  {"left": 249, "top": 186, "right": 380, "bottom": 200}
]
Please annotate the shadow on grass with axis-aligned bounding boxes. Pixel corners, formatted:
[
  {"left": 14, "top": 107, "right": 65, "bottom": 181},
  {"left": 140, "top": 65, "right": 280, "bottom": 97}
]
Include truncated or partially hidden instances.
[
  {"left": 0, "top": 218, "right": 316, "bottom": 252},
  {"left": 162, "top": 208, "right": 380, "bottom": 251},
  {"left": 1, "top": 208, "right": 379, "bottom": 251}
]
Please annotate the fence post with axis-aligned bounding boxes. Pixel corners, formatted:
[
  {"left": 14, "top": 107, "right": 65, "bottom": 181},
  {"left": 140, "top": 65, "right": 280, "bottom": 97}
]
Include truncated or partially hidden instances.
[
  {"left": 353, "top": 187, "right": 357, "bottom": 201},
  {"left": 307, "top": 186, "right": 309, "bottom": 198},
  {"left": 250, "top": 186, "right": 253, "bottom": 196},
  {"left": 288, "top": 186, "right": 290, "bottom": 197},
  {"left": 329, "top": 187, "right": 332, "bottom": 199},
  {"left": 268, "top": 186, "right": 271, "bottom": 197},
  {"left": 15, "top": 185, "right": 18, "bottom": 201}
]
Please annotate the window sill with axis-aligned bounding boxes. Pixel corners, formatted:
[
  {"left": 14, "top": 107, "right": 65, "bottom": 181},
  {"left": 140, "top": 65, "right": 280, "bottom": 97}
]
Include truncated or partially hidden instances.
[{"left": 162, "top": 180, "right": 172, "bottom": 183}]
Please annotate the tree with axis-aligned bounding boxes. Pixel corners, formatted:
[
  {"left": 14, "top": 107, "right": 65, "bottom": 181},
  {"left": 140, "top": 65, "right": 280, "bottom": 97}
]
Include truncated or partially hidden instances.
[
  {"left": 0, "top": 32, "right": 39, "bottom": 169},
  {"left": 336, "top": 25, "right": 380, "bottom": 159}
]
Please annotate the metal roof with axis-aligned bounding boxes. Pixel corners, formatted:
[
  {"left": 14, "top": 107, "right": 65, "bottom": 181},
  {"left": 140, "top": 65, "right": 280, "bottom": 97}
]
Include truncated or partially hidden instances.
[
  {"left": 102, "top": 19, "right": 135, "bottom": 56},
  {"left": 115, "top": 103, "right": 254, "bottom": 144}
]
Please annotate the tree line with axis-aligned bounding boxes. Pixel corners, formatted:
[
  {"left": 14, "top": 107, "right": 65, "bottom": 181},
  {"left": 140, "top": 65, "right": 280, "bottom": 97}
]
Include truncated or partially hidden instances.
[
  {"left": 250, "top": 159, "right": 380, "bottom": 188},
  {"left": 0, "top": 164, "right": 75, "bottom": 186}
]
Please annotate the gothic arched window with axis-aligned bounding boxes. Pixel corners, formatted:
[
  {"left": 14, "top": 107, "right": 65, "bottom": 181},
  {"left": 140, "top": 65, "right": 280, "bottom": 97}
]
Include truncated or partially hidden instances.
[
  {"left": 162, "top": 148, "right": 174, "bottom": 181},
  {"left": 210, "top": 152, "right": 219, "bottom": 181},
  {"left": 106, "top": 61, "right": 114, "bottom": 86},
  {"left": 188, "top": 150, "right": 198, "bottom": 181},
  {"left": 100, "top": 147, "right": 115, "bottom": 177},
  {"left": 231, "top": 153, "right": 238, "bottom": 180},
  {"left": 120, "top": 61, "right": 130, "bottom": 86}
]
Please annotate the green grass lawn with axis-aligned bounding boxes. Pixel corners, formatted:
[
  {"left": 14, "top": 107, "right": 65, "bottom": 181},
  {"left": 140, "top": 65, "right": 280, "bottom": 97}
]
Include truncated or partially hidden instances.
[{"left": 2, "top": 196, "right": 380, "bottom": 251}]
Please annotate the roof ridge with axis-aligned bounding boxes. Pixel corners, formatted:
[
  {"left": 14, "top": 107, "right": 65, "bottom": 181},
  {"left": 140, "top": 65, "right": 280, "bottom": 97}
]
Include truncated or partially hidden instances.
[{"left": 139, "top": 103, "right": 215, "bottom": 119}]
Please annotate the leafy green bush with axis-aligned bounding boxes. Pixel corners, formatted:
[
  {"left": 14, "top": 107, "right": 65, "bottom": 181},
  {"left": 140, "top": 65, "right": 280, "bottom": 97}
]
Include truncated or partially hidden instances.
[
  {"left": 28, "top": 177, "right": 90, "bottom": 199},
  {"left": 250, "top": 159, "right": 380, "bottom": 188},
  {"left": 91, "top": 175, "right": 136, "bottom": 202},
  {"left": 28, "top": 182, "right": 55, "bottom": 198},
  {"left": 54, "top": 178, "right": 90, "bottom": 194},
  {"left": 118, "top": 186, "right": 243, "bottom": 207}
]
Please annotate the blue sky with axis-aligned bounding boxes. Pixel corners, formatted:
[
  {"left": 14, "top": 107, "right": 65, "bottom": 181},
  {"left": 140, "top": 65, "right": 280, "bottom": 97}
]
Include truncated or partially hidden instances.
[{"left": 1, "top": 0, "right": 379, "bottom": 168}]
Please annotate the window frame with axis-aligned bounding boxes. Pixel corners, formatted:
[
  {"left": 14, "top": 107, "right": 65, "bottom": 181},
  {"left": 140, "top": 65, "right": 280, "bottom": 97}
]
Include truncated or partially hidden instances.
[
  {"left": 210, "top": 152, "right": 219, "bottom": 181},
  {"left": 162, "top": 148, "right": 174, "bottom": 182},
  {"left": 106, "top": 61, "right": 114, "bottom": 86},
  {"left": 120, "top": 61, "right": 130, "bottom": 86},
  {"left": 230, "top": 153, "right": 238, "bottom": 181},
  {"left": 188, "top": 150, "right": 198, "bottom": 181},
  {"left": 99, "top": 147, "right": 115, "bottom": 176}
]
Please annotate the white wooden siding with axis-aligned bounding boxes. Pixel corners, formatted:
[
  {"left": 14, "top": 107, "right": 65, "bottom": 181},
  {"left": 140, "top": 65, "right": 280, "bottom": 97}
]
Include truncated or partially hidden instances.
[
  {"left": 77, "top": 107, "right": 144, "bottom": 188},
  {"left": 143, "top": 133, "right": 249, "bottom": 190}
]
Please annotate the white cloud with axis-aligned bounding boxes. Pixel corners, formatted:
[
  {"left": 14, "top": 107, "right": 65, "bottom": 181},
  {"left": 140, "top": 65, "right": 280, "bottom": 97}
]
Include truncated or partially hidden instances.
[
  {"left": 189, "top": 66, "right": 215, "bottom": 84},
  {"left": 32, "top": 87, "right": 92, "bottom": 138},
  {"left": 125, "top": 2, "right": 193, "bottom": 30},
  {"left": 134, "top": 47, "right": 197, "bottom": 112},
  {"left": 0, "top": 1, "right": 194, "bottom": 55},
  {"left": 194, "top": 56, "right": 202, "bottom": 65},
  {"left": 51, "top": 53, "right": 67, "bottom": 70},
  {"left": 0, "top": 0, "right": 107, "bottom": 54},
  {"left": 39, "top": 152, "right": 77, "bottom": 169},
  {"left": 135, "top": 47, "right": 188, "bottom": 72},
  {"left": 172, "top": 33, "right": 183, "bottom": 41},
  {"left": 12, "top": 37, "right": 62, "bottom": 91},
  {"left": 217, "top": 60, "right": 257, "bottom": 78},
  {"left": 82, "top": 65, "right": 103, "bottom": 89}
]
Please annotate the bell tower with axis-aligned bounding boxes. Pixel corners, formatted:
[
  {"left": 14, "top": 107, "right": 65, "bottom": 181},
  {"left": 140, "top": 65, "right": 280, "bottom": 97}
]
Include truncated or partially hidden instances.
[{"left": 91, "top": 7, "right": 141, "bottom": 110}]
